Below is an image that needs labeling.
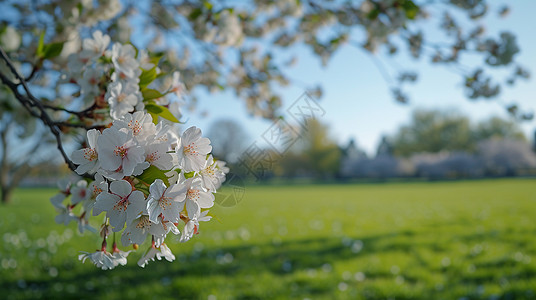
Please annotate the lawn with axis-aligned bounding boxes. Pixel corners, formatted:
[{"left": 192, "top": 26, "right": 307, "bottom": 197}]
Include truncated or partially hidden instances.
[{"left": 1, "top": 179, "right": 536, "bottom": 299}]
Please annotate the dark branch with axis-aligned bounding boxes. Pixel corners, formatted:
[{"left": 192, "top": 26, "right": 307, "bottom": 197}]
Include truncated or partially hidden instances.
[
  {"left": 0, "top": 46, "right": 94, "bottom": 180},
  {"left": 24, "top": 65, "right": 40, "bottom": 82}
]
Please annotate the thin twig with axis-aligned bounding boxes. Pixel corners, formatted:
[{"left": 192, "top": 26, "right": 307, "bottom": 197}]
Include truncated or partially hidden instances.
[{"left": 24, "top": 65, "right": 40, "bottom": 82}]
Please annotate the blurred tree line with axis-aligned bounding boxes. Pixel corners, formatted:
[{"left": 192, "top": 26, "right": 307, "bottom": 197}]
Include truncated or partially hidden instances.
[
  {"left": 220, "top": 110, "right": 535, "bottom": 181},
  {"left": 389, "top": 110, "right": 526, "bottom": 156}
]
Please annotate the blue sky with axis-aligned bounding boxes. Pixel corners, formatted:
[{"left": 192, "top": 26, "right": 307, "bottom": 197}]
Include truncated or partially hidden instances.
[{"left": 182, "top": 1, "right": 536, "bottom": 155}]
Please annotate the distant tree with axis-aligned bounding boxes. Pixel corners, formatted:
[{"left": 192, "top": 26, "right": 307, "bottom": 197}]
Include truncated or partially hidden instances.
[
  {"left": 376, "top": 136, "right": 394, "bottom": 157},
  {"left": 390, "top": 110, "right": 527, "bottom": 157},
  {"left": 0, "top": 119, "right": 57, "bottom": 203},
  {"left": 410, "top": 152, "right": 483, "bottom": 179},
  {"left": 341, "top": 139, "right": 368, "bottom": 161},
  {"left": 0, "top": 87, "right": 58, "bottom": 203},
  {"left": 207, "top": 119, "right": 249, "bottom": 163},
  {"left": 342, "top": 155, "right": 413, "bottom": 179},
  {"left": 279, "top": 118, "right": 340, "bottom": 179},
  {"left": 478, "top": 139, "right": 536, "bottom": 176},
  {"left": 473, "top": 116, "right": 526, "bottom": 141},
  {"left": 391, "top": 110, "right": 473, "bottom": 156}
]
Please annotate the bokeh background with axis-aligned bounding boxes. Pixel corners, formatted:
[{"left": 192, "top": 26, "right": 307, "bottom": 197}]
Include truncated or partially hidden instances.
[{"left": 2, "top": 0, "right": 536, "bottom": 299}]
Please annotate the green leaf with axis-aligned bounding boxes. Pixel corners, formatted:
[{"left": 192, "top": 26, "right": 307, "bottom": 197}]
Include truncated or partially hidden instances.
[
  {"left": 41, "top": 42, "right": 64, "bottom": 59},
  {"left": 149, "top": 52, "right": 164, "bottom": 66},
  {"left": 189, "top": 8, "right": 203, "bottom": 20},
  {"left": 139, "top": 67, "right": 157, "bottom": 89},
  {"left": 184, "top": 171, "right": 196, "bottom": 179},
  {"left": 98, "top": 56, "right": 112, "bottom": 64},
  {"left": 133, "top": 182, "right": 150, "bottom": 196},
  {"left": 136, "top": 165, "right": 170, "bottom": 187},
  {"left": 402, "top": 0, "right": 419, "bottom": 20},
  {"left": 330, "top": 36, "right": 342, "bottom": 45},
  {"left": 156, "top": 72, "right": 167, "bottom": 80},
  {"left": 146, "top": 103, "right": 163, "bottom": 114},
  {"left": 142, "top": 89, "right": 165, "bottom": 101},
  {"left": 367, "top": 9, "right": 379, "bottom": 20},
  {"left": 77, "top": 2, "right": 83, "bottom": 15},
  {"left": 146, "top": 103, "right": 180, "bottom": 124},
  {"left": 203, "top": 1, "right": 213, "bottom": 10},
  {"left": 36, "top": 31, "right": 45, "bottom": 58},
  {"left": 36, "top": 31, "right": 64, "bottom": 60}
]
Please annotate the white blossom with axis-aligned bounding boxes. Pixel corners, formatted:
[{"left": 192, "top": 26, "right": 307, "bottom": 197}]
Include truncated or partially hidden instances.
[
  {"left": 143, "top": 142, "right": 174, "bottom": 170},
  {"left": 111, "top": 244, "right": 131, "bottom": 267},
  {"left": 50, "top": 179, "right": 71, "bottom": 208},
  {"left": 122, "top": 214, "right": 151, "bottom": 246},
  {"left": 71, "top": 180, "right": 90, "bottom": 205},
  {"left": 55, "top": 205, "right": 77, "bottom": 226},
  {"left": 97, "top": 127, "right": 145, "bottom": 177},
  {"left": 178, "top": 178, "right": 215, "bottom": 219},
  {"left": 50, "top": 37, "right": 227, "bottom": 270},
  {"left": 106, "top": 81, "right": 142, "bottom": 119},
  {"left": 77, "top": 212, "right": 96, "bottom": 234},
  {"left": 138, "top": 243, "right": 175, "bottom": 268},
  {"left": 176, "top": 126, "right": 212, "bottom": 172},
  {"left": 180, "top": 210, "right": 211, "bottom": 243},
  {"left": 199, "top": 155, "right": 225, "bottom": 191},
  {"left": 93, "top": 180, "right": 146, "bottom": 231},
  {"left": 112, "top": 112, "right": 156, "bottom": 143},
  {"left": 79, "top": 67, "right": 103, "bottom": 97},
  {"left": 79, "top": 250, "right": 115, "bottom": 270},
  {"left": 155, "top": 217, "right": 181, "bottom": 247},
  {"left": 146, "top": 179, "right": 186, "bottom": 223},
  {"left": 153, "top": 122, "right": 179, "bottom": 145},
  {"left": 159, "top": 243, "right": 175, "bottom": 262},
  {"left": 111, "top": 43, "right": 139, "bottom": 79},
  {"left": 72, "top": 129, "right": 101, "bottom": 175},
  {"left": 169, "top": 71, "right": 186, "bottom": 99},
  {"left": 84, "top": 174, "right": 108, "bottom": 213},
  {"left": 138, "top": 49, "right": 155, "bottom": 70},
  {"left": 137, "top": 246, "right": 159, "bottom": 268},
  {"left": 80, "top": 30, "right": 110, "bottom": 60}
]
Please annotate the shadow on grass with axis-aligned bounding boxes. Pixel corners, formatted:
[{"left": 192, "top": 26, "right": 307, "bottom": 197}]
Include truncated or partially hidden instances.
[{"left": 3, "top": 230, "right": 536, "bottom": 299}]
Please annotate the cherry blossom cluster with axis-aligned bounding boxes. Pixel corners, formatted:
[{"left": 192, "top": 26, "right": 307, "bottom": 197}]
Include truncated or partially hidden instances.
[
  {"left": 49, "top": 31, "right": 229, "bottom": 269},
  {"left": 63, "top": 30, "right": 182, "bottom": 123}
]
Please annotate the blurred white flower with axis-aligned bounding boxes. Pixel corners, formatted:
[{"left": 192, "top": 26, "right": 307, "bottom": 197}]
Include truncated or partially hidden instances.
[
  {"left": 111, "top": 43, "right": 139, "bottom": 79},
  {"left": 106, "top": 81, "right": 141, "bottom": 119},
  {"left": 138, "top": 243, "right": 175, "bottom": 267},
  {"left": 55, "top": 205, "right": 77, "bottom": 226},
  {"left": 50, "top": 179, "right": 71, "bottom": 209},
  {"left": 70, "top": 180, "right": 90, "bottom": 205},
  {"left": 80, "top": 30, "right": 110, "bottom": 60},
  {"left": 79, "top": 250, "right": 115, "bottom": 270}
]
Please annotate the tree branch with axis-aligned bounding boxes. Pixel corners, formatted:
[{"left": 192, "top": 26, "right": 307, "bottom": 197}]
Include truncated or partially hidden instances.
[{"left": 0, "top": 46, "right": 93, "bottom": 179}]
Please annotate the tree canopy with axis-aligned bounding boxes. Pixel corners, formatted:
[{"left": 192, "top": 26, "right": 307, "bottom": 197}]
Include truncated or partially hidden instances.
[
  {"left": 389, "top": 109, "right": 526, "bottom": 156},
  {"left": 0, "top": 0, "right": 531, "bottom": 120}
]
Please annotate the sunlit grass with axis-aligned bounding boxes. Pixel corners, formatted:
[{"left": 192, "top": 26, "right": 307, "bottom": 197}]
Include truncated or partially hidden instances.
[{"left": 1, "top": 179, "right": 536, "bottom": 299}]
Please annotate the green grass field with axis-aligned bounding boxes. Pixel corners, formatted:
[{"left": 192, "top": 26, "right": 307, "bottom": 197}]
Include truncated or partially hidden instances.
[{"left": 1, "top": 179, "right": 536, "bottom": 299}]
